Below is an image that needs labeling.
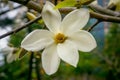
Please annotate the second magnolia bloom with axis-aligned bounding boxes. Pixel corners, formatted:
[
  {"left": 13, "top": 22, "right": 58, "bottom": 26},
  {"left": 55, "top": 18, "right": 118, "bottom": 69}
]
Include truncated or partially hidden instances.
[{"left": 21, "top": 1, "right": 97, "bottom": 75}]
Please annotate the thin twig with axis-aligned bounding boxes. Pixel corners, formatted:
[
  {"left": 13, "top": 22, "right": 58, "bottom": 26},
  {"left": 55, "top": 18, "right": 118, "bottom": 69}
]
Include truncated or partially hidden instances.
[
  {"left": 0, "top": 5, "right": 22, "bottom": 15},
  {"left": 94, "top": 52, "right": 113, "bottom": 67},
  {"left": 0, "top": 15, "right": 41, "bottom": 39},
  {"left": 87, "top": 20, "right": 101, "bottom": 32},
  {"left": 28, "top": 52, "right": 34, "bottom": 80}
]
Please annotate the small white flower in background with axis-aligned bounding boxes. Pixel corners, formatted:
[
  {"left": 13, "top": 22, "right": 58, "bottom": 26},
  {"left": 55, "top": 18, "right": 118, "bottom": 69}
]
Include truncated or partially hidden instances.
[
  {"left": 21, "top": 1, "right": 97, "bottom": 75},
  {"left": 0, "top": 46, "right": 14, "bottom": 55},
  {"left": 0, "top": 47, "right": 18, "bottom": 63}
]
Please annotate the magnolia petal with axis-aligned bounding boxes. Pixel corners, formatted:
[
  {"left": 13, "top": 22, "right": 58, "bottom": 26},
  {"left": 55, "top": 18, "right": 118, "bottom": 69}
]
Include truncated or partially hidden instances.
[
  {"left": 21, "top": 30, "right": 54, "bottom": 51},
  {"left": 57, "top": 40, "right": 79, "bottom": 67},
  {"left": 7, "top": 53, "right": 15, "bottom": 63},
  {"left": 42, "top": 1, "right": 61, "bottom": 33},
  {"left": 42, "top": 44, "right": 60, "bottom": 75},
  {"left": 1, "top": 47, "right": 14, "bottom": 55},
  {"left": 70, "top": 30, "right": 97, "bottom": 52},
  {"left": 60, "top": 8, "right": 89, "bottom": 35}
]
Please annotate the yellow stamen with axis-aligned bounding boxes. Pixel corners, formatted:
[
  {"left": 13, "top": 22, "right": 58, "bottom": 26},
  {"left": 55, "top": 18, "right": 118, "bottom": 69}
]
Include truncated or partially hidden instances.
[{"left": 54, "top": 33, "right": 67, "bottom": 44}]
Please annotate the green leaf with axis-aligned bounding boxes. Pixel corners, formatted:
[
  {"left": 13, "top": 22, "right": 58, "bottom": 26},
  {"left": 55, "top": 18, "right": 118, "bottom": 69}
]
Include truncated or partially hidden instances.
[
  {"left": 55, "top": 0, "right": 95, "bottom": 9},
  {"left": 55, "top": 0, "right": 76, "bottom": 9}
]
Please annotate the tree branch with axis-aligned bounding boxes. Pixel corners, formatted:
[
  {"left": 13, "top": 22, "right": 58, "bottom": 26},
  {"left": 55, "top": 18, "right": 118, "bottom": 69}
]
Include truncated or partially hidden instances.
[
  {"left": 0, "top": 5, "right": 22, "bottom": 15},
  {"left": 0, "top": 15, "right": 41, "bottom": 39},
  {"left": 9, "top": 0, "right": 120, "bottom": 23},
  {"left": 28, "top": 52, "right": 34, "bottom": 80},
  {"left": 10, "top": 0, "right": 30, "bottom": 5},
  {"left": 26, "top": 1, "right": 42, "bottom": 13},
  {"left": 90, "top": 11, "right": 120, "bottom": 23},
  {"left": 60, "top": 8, "right": 120, "bottom": 23},
  {"left": 10, "top": 0, "right": 43, "bottom": 12},
  {"left": 88, "top": 4, "right": 120, "bottom": 17}
]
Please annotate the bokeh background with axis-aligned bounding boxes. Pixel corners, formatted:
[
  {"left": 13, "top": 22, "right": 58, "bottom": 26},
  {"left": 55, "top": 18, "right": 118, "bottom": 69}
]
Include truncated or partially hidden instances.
[{"left": 0, "top": 0, "right": 120, "bottom": 80}]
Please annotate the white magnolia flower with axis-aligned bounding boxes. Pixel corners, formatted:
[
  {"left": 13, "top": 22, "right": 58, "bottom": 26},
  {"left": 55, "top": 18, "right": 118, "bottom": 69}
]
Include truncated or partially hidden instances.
[
  {"left": 0, "top": 46, "right": 14, "bottom": 55},
  {"left": 0, "top": 47, "right": 18, "bottom": 63},
  {"left": 21, "top": 1, "right": 97, "bottom": 75}
]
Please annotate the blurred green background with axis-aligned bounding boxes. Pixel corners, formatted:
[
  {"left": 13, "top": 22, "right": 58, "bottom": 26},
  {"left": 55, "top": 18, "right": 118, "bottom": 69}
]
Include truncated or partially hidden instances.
[{"left": 0, "top": 0, "right": 120, "bottom": 80}]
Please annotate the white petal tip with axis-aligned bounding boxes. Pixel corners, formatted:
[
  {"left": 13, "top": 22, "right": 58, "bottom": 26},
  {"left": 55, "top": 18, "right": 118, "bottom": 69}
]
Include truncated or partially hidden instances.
[
  {"left": 85, "top": 45, "right": 97, "bottom": 52},
  {"left": 44, "top": 69, "right": 57, "bottom": 75},
  {"left": 46, "top": 72, "right": 54, "bottom": 75},
  {"left": 67, "top": 61, "right": 78, "bottom": 68},
  {"left": 89, "top": 41, "right": 97, "bottom": 52},
  {"left": 71, "top": 63, "right": 77, "bottom": 67}
]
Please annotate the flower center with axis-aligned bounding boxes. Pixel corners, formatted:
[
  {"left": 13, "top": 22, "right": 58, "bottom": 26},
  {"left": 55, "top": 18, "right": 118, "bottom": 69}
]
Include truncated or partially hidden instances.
[{"left": 54, "top": 33, "right": 67, "bottom": 44}]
